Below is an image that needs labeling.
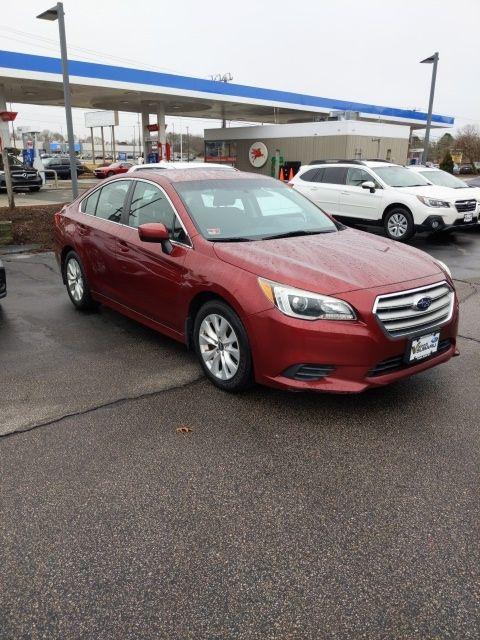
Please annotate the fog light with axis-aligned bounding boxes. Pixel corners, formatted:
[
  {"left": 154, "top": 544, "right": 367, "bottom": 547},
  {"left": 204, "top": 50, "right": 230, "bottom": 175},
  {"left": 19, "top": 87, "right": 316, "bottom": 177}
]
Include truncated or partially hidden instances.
[{"left": 431, "top": 220, "right": 440, "bottom": 229}]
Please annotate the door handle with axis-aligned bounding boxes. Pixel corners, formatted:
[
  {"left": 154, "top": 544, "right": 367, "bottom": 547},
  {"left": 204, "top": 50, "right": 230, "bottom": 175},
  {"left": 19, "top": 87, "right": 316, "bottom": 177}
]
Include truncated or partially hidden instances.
[
  {"left": 340, "top": 191, "right": 350, "bottom": 195},
  {"left": 310, "top": 186, "right": 318, "bottom": 191},
  {"left": 78, "top": 223, "right": 88, "bottom": 236},
  {"left": 118, "top": 240, "right": 130, "bottom": 253}
]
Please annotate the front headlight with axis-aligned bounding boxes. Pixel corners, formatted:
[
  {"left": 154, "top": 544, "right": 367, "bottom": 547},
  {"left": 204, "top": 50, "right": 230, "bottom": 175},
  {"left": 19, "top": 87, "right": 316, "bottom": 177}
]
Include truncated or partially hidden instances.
[
  {"left": 258, "top": 278, "right": 356, "bottom": 321},
  {"left": 417, "top": 196, "right": 450, "bottom": 208},
  {"left": 434, "top": 259, "right": 452, "bottom": 278}
]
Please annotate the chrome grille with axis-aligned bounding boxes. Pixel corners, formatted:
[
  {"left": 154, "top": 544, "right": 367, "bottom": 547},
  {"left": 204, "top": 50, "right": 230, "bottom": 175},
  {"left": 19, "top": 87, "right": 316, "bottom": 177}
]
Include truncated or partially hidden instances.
[
  {"left": 373, "top": 281, "right": 454, "bottom": 338},
  {"left": 455, "top": 199, "right": 476, "bottom": 213}
]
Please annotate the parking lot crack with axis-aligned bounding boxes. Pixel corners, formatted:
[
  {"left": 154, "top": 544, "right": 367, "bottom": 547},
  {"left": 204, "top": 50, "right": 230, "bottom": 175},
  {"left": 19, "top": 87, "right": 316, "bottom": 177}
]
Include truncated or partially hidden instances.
[{"left": 0, "top": 376, "right": 205, "bottom": 440}]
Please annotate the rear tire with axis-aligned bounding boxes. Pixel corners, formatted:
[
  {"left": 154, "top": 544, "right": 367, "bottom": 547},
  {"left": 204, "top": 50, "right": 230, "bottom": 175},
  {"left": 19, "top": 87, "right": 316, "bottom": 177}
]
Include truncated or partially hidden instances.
[
  {"left": 193, "top": 300, "right": 253, "bottom": 392},
  {"left": 383, "top": 207, "right": 414, "bottom": 242},
  {"left": 63, "top": 251, "right": 97, "bottom": 311}
]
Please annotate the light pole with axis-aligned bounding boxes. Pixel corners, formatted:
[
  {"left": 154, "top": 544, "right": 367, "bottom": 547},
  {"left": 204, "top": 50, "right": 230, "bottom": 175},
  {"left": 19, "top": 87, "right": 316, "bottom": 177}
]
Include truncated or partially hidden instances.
[
  {"left": 420, "top": 52, "right": 439, "bottom": 165},
  {"left": 210, "top": 73, "right": 233, "bottom": 128},
  {"left": 37, "top": 3, "right": 78, "bottom": 198}
]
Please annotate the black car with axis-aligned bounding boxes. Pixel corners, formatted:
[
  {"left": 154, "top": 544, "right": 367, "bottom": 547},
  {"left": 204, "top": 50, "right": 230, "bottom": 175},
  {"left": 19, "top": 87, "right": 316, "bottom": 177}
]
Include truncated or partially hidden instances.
[
  {"left": 42, "top": 156, "right": 86, "bottom": 179},
  {"left": 0, "top": 258, "right": 6, "bottom": 299},
  {"left": 0, "top": 149, "right": 42, "bottom": 192}
]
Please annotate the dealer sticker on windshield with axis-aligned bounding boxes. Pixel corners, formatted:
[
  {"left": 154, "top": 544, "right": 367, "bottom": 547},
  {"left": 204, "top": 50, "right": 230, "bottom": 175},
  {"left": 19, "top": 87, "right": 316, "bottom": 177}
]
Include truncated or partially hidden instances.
[{"left": 409, "top": 332, "right": 440, "bottom": 362}]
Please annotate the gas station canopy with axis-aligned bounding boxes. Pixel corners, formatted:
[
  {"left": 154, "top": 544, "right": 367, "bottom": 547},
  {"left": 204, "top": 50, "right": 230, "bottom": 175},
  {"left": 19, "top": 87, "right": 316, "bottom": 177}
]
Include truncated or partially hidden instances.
[{"left": 0, "top": 49, "right": 454, "bottom": 129}]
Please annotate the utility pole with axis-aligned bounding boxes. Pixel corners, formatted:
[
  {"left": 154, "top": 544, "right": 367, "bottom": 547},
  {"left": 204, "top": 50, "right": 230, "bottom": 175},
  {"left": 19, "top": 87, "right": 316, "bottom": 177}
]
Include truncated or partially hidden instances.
[
  {"left": 420, "top": 52, "right": 439, "bottom": 165},
  {"left": 1, "top": 145, "right": 15, "bottom": 209},
  {"left": 37, "top": 3, "right": 79, "bottom": 198}
]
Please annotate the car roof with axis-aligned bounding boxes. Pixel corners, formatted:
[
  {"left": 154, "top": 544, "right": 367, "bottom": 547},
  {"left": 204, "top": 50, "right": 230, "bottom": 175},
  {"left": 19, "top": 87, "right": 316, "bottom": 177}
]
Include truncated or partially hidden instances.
[
  {"left": 131, "top": 161, "right": 235, "bottom": 171},
  {"left": 406, "top": 165, "right": 438, "bottom": 171},
  {"left": 131, "top": 168, "right": 273, "bottom": 183},
  {"left": 298, "top": 160, "right": 399, "bottom": 172}
]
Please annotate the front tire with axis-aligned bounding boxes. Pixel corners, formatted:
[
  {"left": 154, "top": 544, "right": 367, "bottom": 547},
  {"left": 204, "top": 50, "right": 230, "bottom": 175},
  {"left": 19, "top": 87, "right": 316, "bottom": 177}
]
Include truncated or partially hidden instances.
[
  {"left": 63, "top": 251, "right": 97, "bottom": 311},
  {"left": 106, "top": 171, "right": 114, "bottom": 178},
  {"left": 193, "top": 300, "right": 253, "bottom": 392},
  {"left": 383, "top": 207, "right": 415, "bottom": 242}
]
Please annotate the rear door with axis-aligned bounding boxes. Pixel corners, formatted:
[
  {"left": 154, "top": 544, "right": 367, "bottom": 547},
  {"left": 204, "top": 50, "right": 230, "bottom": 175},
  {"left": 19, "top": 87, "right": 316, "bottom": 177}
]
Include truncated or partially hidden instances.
[
  {"left": 115, "top": 179, "right": 190, "bottom": 332},
  {"left": 76, "top": 179, "right": 131, "bottom": 300},
  {"left": 338, "top": 167, "right": 384, "bottom": 221},
  {"left": 293, "top": 168, "right": 324, "bottom": 202},
  {"left": 311, "top": 166, "right": 346, "bottom": 216}
]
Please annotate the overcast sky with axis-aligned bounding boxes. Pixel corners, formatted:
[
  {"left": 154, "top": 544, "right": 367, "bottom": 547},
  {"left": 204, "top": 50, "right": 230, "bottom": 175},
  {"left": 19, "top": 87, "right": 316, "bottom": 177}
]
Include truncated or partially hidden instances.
[{"left": 0, "top": 0, "right": 478, "bottom": 140}]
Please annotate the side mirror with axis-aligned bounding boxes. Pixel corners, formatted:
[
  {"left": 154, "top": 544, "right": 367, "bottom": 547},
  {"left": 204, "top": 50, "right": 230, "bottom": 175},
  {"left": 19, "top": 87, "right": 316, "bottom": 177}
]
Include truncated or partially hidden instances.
[
  {"left": 361, "top": 181, "right": 376, "bottom": 193},
  {"left": 138, "top": 223, "right": 173, "bottom": 254}
]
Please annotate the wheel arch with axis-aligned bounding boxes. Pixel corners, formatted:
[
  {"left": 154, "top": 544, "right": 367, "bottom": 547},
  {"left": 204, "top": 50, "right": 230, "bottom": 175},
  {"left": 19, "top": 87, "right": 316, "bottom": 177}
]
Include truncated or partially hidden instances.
[
  {"left": 382, "top": 202, "right": 412, "bottom": 221},
  {"left": 60, "top": 245, "right": 75, "bottom": 283},
  {"left": 185, "top": 290, "right": 245, "bottom": 350}
]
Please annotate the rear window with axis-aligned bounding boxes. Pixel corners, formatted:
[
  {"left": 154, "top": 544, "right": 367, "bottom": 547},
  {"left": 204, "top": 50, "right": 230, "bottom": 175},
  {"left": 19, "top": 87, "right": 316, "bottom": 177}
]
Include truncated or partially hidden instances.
[
  {"left": 300, "top": 168, "right": 323, "bottom": 182},
  {"left": 81, "top": 189, "right": 100, "bottom": 215}
]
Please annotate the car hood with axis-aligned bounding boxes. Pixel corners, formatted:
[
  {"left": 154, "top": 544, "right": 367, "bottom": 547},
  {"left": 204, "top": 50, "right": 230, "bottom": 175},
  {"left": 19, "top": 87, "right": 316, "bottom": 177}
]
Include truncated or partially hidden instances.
[
  {"left": 403, "top": 184, "right": 479, "bottom": 201},
  {"left": 399, "top": 184, "right": 461, "bottom": 199},
  {"left": 213, "top": 229, "right": 443, "bottom": 295}
]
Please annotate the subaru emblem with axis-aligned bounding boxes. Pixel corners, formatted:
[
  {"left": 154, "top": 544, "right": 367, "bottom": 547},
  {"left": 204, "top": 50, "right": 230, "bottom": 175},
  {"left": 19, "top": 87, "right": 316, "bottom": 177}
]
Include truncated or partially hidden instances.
[{"left": 414, "top": 296, "right": 432, "bottom": 311}]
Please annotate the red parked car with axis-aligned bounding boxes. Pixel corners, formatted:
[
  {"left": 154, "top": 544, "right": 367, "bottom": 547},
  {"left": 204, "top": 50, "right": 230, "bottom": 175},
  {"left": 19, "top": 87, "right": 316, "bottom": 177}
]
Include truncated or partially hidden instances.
[
  {"left": 54, "top": 169, "right": 459, "bottom": 393},
  {"left": 94, "top": 161, "right": 133, "bottom": 179}
]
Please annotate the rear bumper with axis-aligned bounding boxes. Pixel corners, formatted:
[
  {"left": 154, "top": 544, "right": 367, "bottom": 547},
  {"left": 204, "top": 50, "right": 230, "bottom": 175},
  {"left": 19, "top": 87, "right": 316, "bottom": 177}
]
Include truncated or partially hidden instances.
[{"left": 247, "top": 296, "right": 459, "bottom": 393}]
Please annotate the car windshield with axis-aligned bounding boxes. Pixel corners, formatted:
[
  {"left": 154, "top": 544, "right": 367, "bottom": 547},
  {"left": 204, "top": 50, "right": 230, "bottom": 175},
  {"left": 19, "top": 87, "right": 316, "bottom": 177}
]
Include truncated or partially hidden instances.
[
  {"left": 374, "top": 166, "right": 431, "bottom": 188},
  {"left": 419, "top": 170, "right": 468, "bottom": 189},
  {"left": 174, "top": 178, "right": 340, "bottom": 241}
]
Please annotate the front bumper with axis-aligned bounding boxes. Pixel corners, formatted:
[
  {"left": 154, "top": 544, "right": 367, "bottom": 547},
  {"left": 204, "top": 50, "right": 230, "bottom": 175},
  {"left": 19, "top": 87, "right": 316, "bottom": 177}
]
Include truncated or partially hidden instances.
[
  {"left": 247, "top": 277, "right": 459, "bottom": 393},
  {"left": 0, "top": 177, "right": 42, "bottom": 190},
  {"left": 415, "top": 213, "right": 478, "bottom": 233}
]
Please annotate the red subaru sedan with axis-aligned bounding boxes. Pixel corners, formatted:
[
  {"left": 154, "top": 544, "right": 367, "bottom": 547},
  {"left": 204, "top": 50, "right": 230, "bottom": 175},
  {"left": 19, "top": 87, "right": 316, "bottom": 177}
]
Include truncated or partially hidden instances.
[{"left": 54, "top": 169, "right": 459, "bottom": 393}]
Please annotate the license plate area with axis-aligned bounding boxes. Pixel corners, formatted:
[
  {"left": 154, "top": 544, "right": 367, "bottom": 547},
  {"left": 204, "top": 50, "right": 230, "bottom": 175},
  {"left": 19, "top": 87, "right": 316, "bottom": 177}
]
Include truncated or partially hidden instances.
[
  {"left": 464, "top": 212, "right": 473, "bottom": 222},
  {"left": 405, "top": 332, "right": 440, "bottom": 364}
]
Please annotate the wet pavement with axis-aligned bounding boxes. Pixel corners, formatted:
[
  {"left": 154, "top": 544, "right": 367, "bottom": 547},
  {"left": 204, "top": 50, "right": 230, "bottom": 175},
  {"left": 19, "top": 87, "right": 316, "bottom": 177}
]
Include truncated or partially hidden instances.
[{"left": 0, "top": 229, "right": 479, "bottom": 639}]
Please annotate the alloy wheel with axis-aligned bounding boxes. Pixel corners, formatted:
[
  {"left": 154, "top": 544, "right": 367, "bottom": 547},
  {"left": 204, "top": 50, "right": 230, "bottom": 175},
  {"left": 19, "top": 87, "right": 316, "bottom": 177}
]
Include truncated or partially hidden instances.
[
  {"left": 387, "top": 212, "right": 408, "bottom": 238},
  {"left": 199, "top": 313, "right": 240, "bottom": 380},
  {"left": 66, "top": 257, "right": 84, "bottom": 302}
]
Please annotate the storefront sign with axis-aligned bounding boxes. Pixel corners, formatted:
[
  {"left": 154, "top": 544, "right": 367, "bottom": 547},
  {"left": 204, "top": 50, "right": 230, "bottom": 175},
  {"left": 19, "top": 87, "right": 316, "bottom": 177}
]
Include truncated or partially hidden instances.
[{"left": 249, "top": 142, "right": 268, "bottom": 168}]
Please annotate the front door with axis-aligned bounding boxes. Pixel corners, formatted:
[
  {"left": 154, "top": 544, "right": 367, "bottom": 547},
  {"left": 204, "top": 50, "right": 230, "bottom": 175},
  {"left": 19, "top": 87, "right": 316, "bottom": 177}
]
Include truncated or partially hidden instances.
[
  {"left": 115, "top": 179, "right": 190, "bottom": 332},
  {"left": 338, "top": 167, "right": 383, "bottom": 221}
]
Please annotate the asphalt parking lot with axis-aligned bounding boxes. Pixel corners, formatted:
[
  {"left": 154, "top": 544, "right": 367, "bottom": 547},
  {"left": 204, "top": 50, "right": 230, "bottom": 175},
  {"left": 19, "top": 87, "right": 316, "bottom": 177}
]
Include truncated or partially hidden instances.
[{"left": 1, "top": 229, "right": 479, "bottom": 638}]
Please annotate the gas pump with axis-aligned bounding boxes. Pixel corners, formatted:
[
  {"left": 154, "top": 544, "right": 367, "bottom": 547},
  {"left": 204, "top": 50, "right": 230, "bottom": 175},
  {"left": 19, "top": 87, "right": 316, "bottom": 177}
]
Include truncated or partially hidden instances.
[
  {"left": 19, "top": 128, "right": 45, "bottom": 185},
  {"left": 145, "top": 124, "right": 171, "bottom": 163}
]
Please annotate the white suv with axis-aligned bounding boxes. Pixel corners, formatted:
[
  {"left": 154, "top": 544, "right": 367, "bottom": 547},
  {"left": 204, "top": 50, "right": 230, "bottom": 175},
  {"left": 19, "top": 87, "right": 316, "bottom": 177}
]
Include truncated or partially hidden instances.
[{"left": 290, "top": 160, "right": 479, "bottom": 241}]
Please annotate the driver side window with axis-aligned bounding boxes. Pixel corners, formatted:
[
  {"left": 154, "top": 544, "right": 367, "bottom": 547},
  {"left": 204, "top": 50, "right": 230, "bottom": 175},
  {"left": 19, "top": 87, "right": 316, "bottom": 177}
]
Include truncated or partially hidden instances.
[
  {"left": 346, "top": 167, "right": 374, "bottom": 187},
  {"left": 128, "top": 181, "right": 190, "bottom": 245}
]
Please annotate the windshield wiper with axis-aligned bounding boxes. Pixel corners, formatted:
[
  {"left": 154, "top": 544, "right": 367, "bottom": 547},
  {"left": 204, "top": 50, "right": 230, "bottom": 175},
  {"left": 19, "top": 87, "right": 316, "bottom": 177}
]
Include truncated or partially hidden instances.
[
  {"left": 262, "top": 229, "right": 334, "bottom": 240},
  {"left": 395, "top": 184, "right": 429, "bottom": 188},
  {"left": 208, "top": 237, "right": 253, "bottom": 242}
]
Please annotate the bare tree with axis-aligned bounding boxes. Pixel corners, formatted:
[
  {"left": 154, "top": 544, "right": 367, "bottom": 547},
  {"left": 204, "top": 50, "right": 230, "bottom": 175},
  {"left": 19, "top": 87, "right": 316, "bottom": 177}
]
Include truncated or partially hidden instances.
[{"left": 455, "top": 125, "right": 480, "bottom": 171}]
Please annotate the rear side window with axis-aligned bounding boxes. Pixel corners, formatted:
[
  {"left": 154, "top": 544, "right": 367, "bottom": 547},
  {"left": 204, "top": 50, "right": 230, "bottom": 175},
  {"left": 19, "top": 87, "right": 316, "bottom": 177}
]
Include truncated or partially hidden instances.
[
  {"left": 96, "top": 180, "right": 130, "bottom": 222},
  {"left": 321, "top": 167, "right": 347, "bottom": 185},
  {"left": 81, "top": 189, "right": 100, "bottom": 215},
  {"left": 300, "top": 168, "right": 324, "bottom": 182}
]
